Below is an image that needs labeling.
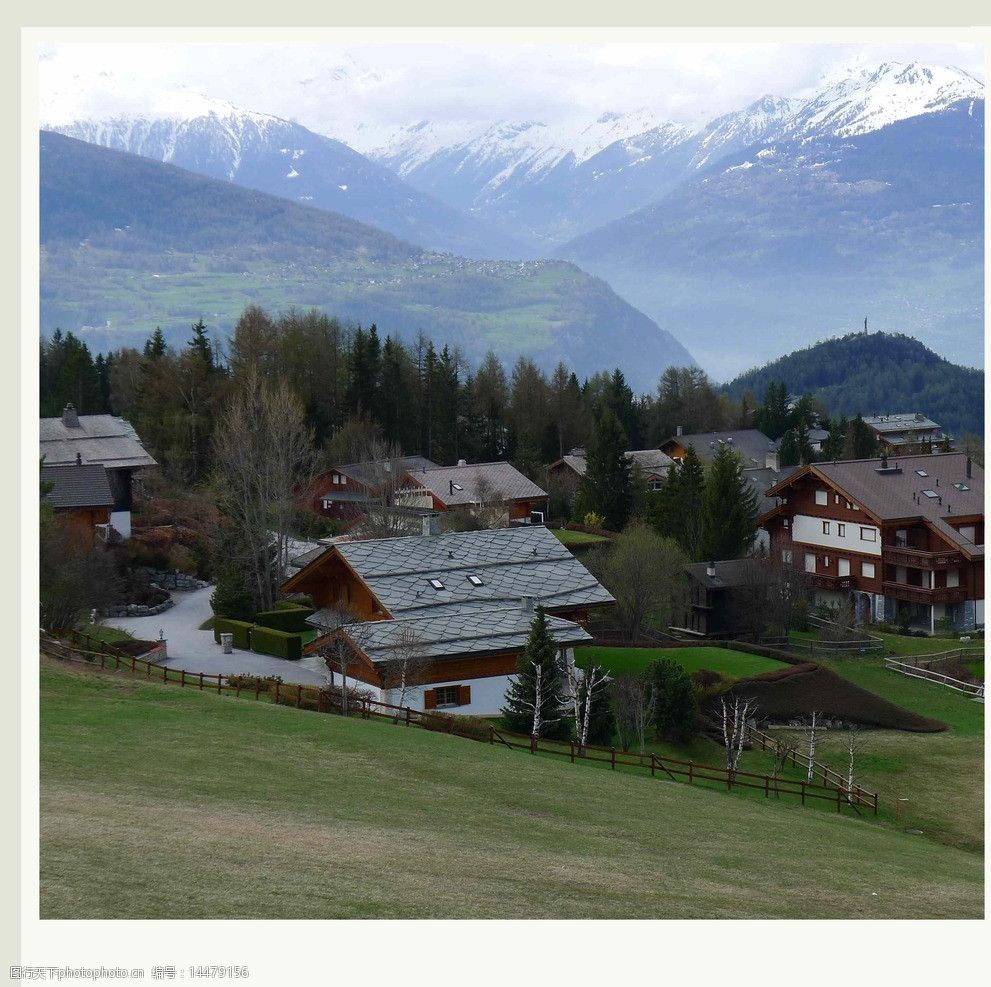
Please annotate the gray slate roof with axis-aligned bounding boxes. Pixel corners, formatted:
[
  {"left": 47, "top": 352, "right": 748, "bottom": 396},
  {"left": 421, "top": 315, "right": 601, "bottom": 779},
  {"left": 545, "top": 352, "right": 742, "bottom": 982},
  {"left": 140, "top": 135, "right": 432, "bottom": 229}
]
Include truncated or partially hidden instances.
[
  {"left": 332, "top": 608, "right": 591, "bottom": 663},
  {"left": 685, "top": 558, "right": 759, "bottom": 590},
  {"left": 862, "top": 414, "right": 941, "bottom": 436},
  {"left": 304, "top": 524, "right": 614, "bottom": 619},
  {"left": 41, "top": 464, "right": 114, "bottom": 509},
  {"left": 664, "top": 429, "right": 777, "bottom": 469},
  {"left": 551, "top": 449, "right": 673, "bottom": 479},
  {"left": 404, "top": 461, "right": 547, "bottom": 506},
  {"left": 337, "top": 456, "right": 437, "bottom": 489},
  {"left": 746, "top": 466, "right": 798, "bottom": 514},
  {"left": 40, "top": 414, "right": 157, "bottom": 470}
]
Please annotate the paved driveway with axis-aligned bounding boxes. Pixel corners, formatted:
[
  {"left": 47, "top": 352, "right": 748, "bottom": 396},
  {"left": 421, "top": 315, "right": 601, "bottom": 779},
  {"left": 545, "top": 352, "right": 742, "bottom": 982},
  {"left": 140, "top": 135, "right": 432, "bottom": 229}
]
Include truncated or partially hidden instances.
[{"left": 102, "top": 586, "right": 329, "bottom": 686}]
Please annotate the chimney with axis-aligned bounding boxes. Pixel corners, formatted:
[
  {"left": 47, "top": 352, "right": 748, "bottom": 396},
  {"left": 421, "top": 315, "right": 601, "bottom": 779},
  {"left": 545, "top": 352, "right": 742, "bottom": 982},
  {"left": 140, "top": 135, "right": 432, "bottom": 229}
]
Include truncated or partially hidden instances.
[
  {"left": 521, "top": 595, "right": 536, "bottom": 614},
  {"left": 449, "top": 480, "right": 455, "bottom": 495},
  {"left": 967, "top": 456, "right": 972, "bottom": 478},
  {"left": 880, "top": 452, "right": 888, "bottom": 470},
  {"left": 457, "top": 458, "right": 467, "bottom": 467},
  {"left": 62, "top": 403, "right": 80, "bottom": 428},
  {"left": 75, "top": 451, "right": 82, "bottom": 466},
  {"left": 676, "top": 425, "right": 683, "bottom": 437},
  {"left": 706, "top": 561, "right": 716, "bottom": 579},
  {"left": 421, "top": 513, "right": 441, "bottom": 537},
  {"left": 765, "top": 443, "right": 779, "bottom": 471}
]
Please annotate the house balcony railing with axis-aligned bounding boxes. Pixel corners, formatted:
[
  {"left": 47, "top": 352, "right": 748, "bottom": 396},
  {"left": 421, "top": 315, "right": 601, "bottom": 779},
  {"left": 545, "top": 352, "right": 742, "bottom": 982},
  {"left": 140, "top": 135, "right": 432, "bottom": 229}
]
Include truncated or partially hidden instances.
[
  {"left": 882, "top": 545, "right": 965, "bottom": 569},
  {"left": 807, "top": 572, "right": 853, "bottom": 591},
  {"left": 881, "top": 582, "right": 971, "bottom": 605}
]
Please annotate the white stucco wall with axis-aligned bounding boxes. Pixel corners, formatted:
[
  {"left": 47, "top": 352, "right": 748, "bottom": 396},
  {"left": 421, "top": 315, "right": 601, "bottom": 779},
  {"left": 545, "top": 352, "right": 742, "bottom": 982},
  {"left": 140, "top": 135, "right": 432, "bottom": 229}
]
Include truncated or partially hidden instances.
[
  {"left": 385, "top": 674, "right": 515, "bottom": 717},
  {"left": 791, "top": 514, "right": 880, "bottom": 556}
]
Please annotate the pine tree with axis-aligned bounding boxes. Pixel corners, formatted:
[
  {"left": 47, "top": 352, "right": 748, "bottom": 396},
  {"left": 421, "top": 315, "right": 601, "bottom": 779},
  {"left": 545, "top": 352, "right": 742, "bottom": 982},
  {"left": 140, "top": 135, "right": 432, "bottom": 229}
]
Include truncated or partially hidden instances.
[
  {"left": 143, "top": 326, "right": 167, "bottom": 359},
  {"left": 654, "top": 446, "right": 706, "bottom": 559},
  {"left": 700, "top": 444, "right": 759, "bottom": 560},
  {"left": 500, "top": 607, "right": 569, "bottom": 739},
  {"left": 210, "top": 564, "right": 255, "bottom": 622},
  {"left": 756, "top": 381, "right": 790, "bottom": 440},
  {"left": 842, "top": 414, "right": 880, "bottom": 459},
  {"left": 188, "top": 319, "right": 215, "bottom": 372},
  {"left": 651, "top": 657, "right": 698, "bottom": 743},
  {"left": 578, "top": 408, "right": 632, "bottom": 530}
]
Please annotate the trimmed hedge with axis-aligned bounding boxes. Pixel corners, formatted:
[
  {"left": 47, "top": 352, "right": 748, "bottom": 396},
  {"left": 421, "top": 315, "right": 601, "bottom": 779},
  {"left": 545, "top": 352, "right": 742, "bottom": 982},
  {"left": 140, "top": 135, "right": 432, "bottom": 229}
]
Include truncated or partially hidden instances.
[
  {"left": 254, "top": 606, "right": 315, "bottom": 633},
  {"left": 251, "top": 625, "right": 303, "bottom": 661},
  {"left": 213, "top": 618, "right": 254, "bottom": 650}
]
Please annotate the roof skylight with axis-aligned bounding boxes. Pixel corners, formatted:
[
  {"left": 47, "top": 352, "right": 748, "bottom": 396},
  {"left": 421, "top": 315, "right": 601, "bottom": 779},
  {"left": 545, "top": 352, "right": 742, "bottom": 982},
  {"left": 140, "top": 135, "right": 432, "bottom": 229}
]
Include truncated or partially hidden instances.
[
  {"left": 451, "top": 482, "right": 464, "bottom": 491},
  {"left": 467, "top": 574, "right": 484, "bottom": 586},
  {"left": 915, "top": 469, "right": 928, "bottom": 477},
  {"left": 921, "top": 489, "right": 938, "bottom": 499},
  {"left": 429, "top": 579, "right": 445, "bottom": 590},
  {"left": 953, "top": 483, "right": 970, "bottom": 492}
]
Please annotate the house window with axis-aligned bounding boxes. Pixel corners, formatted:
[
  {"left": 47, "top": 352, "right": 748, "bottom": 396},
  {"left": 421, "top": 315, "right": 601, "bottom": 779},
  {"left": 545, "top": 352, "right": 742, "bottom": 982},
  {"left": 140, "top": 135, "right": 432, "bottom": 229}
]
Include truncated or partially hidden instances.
[
  {"left": 862, "top": 562, "right": 876, "bottom": 578},
  {"left": 434, "top": 686, "right": 461, "bottom": 708},
  {"left": 782, "top": 549, "right": 793, "bottom": 563},
  {"left": 823, "top": 556, "right": 830, "bottom": 568},
  {"left": 651, "top": 479, "right": 664, "bottom": 491},
  {"left": 837, "top": 523, "right": 846, "bottom": 537},
  {"left": 429, "top": 578, "right": 445, "bottom": 590},
  {"left": 947, "top": 569, "right": 960, "bottom": 588},
  {"left": 838, "top": 558, "right": 850, "bottom": 577},
  {"left": 467, "top": 574, "right": 484, "bottom": 586},
  {"left": 332, "top": 473, "right": 343, "bottom": 485},
  {"left": 822, "top": 521, "right": 830, "bottom": 535},
  {"left": 860, "top": 527, "right": 877, "bottom": 542},
  {"left": 815, "top": 490, "right": 828, "bottom": 506},
  {"left": 804, "top": 553, "right": 816, "bottom": 573}
]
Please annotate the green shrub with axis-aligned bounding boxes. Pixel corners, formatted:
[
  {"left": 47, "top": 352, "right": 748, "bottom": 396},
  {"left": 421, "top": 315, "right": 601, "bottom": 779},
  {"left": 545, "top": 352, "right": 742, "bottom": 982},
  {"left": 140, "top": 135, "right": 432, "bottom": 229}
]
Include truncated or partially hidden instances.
[
  {"left": 650, "top": 656, "right": 699, "bottom": 743},
  {"left": 274, "top": 595, "right": 314, "bottom": 610},
  {"left": 250, "top": 625, "right": 303, "bottom": 661},
  {"left": 213, "top": 618, "right": 253, "bottom": 649},
  {"left": 210, "top": 565, "right": 255, "bottom": 622},
  {"left": 271, "top": 682, "right": 322, "bottom": 709},
  {"left": 254, "top": 606, "right": 315, "bottom": 633},
  {"left": 421, "top": 712, "right": 491, "bottom": 741},
  {"left": 226, "top": 674, "right": 282, "bottom": 693}
]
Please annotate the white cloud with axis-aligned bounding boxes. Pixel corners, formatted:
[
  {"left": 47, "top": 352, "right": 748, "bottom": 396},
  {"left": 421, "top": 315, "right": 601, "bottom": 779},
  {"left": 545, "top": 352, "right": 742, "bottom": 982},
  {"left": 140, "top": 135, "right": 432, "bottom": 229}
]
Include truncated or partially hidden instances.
[{"left": 38, "top": 40, "right": 985, "bottom": 139}]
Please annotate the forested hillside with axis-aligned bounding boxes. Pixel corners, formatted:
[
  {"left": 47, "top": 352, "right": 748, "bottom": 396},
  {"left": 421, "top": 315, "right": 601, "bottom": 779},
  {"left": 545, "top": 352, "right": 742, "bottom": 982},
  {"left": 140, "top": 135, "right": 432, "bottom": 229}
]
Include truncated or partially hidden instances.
[
  {"left": 722, "top": 331, "right": 984, "bottom": 438},
  {"left": 40, "top": 132, "right": 694, "bottom": 386}
]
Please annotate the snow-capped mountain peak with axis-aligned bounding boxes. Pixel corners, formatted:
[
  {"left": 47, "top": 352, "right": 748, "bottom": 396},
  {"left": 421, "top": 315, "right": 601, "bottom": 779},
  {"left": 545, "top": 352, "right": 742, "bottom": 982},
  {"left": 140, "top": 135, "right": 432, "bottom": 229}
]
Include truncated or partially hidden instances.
[{"left": 784, "top": 60, "right": 983, "bottom": 138}]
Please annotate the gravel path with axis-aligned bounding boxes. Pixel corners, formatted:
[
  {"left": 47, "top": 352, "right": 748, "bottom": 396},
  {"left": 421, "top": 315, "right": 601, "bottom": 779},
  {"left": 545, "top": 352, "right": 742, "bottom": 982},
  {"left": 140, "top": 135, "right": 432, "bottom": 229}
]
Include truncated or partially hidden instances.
[{"left": 102, "top": 586, "right": 329, "bottom": 686}]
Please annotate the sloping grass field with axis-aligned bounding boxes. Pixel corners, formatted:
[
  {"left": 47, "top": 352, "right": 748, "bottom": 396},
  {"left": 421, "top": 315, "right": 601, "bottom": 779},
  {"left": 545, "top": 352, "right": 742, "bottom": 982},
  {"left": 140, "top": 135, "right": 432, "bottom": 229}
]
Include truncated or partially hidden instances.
[
  {"left": 40, "top": 659, "right": 982, "bottom": 918},
  {"left": 578, "top": 645, "right": 783, "bottom": 679}
]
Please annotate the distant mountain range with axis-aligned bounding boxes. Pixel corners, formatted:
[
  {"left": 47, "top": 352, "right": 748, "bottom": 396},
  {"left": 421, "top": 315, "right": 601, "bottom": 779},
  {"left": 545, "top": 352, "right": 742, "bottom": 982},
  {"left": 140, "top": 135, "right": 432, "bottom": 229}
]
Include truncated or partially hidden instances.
[
  {"left": 722, "top": 331, "right": 984, "bottom": 439},
  {"left": 41, "top": 59, "right": 985, "bottom": 382},
  {"left": 40, "top": 131, "right": 694, "bottom": 387},
  {"left": 49, "top": 93, "right": 525, "bottom": 260}
]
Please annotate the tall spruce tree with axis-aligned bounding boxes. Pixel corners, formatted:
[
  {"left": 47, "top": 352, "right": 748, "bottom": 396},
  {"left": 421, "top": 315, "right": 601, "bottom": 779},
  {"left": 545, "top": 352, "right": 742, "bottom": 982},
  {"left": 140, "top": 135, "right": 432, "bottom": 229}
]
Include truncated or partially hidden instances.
[
  {"left": 756, "top": 381, "right": 790, "bottom": 440},
  {"left": 654, "top": 446, "right": 706, "bottom": 559},
  {"left": 501, "top": 607, "right": 569, "bottom": 739},
  {"left": 579, "top": 408, "right": 633, "bottom": 530},
  {"left": 143, "top": 326, "right": 167, "bottom": 359},
  {"left": 188, "top": 318, "right": 215, "bottom": 371},
  {"left": 842, "top": 414, "right": 880, "bottom": 459},
  {"left": 700, "top": 444, "right": 759, "bottom": 560}
]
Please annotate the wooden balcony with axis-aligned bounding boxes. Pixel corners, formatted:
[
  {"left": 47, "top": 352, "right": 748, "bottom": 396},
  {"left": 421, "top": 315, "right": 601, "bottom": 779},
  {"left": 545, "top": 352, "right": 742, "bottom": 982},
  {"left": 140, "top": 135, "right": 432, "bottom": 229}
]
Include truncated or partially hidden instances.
[
  {"left": 881, "top": 582, "right": 971, "bottom": 605},
  {"left": 882, "top": 545, "right": 965, "bottom": 568},
  {"left": 808, "top": 572, "right": 853, "bottom": 591}
]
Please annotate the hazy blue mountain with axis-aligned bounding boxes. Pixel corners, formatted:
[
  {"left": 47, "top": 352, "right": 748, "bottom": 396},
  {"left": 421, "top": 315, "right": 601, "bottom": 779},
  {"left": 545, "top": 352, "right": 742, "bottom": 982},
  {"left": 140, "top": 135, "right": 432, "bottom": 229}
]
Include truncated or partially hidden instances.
[
  {"left": 49, "top": 94, "right": 526, "bottom": 260},
  {"left": 722, "top": 331, "right": 984, "bottom": 438},
  {"left": 559, "top": 100, "right": 984, "bottom": 379},
  {"left": 40, "top": 131, "right": 695, "bottom": 388}
]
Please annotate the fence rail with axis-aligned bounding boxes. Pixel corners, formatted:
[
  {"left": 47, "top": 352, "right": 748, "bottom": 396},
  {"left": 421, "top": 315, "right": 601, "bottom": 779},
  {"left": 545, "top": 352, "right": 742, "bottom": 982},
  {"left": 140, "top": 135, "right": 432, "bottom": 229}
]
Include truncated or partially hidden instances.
[
  {"left": 43, "top": 629, "right": 878, "bottom": 816},
  {"left": 488, "top": 727, "right": 877, "bottom": 815},
  {"left": 883, "top": 656, "right": 985, "bottom": 698}
]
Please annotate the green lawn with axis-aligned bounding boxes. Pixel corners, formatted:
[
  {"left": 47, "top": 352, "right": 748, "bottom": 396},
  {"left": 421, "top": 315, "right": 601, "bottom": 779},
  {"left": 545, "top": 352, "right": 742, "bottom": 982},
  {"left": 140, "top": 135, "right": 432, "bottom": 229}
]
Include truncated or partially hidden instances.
[
  {"left": 551, "top": 529, "right": 610, "bottom": 546},
  {"left": 787, "top": 652, "right": 985, "bottom": 851},
  {"left": 578, "top": 645, "right": 784, "bottom": 679},
  {"left": 874, "top": 632, "right": 984, "bottom": 658},
  {"left": 78, "top": 623, "right": 134, "bottom": 644},
  {"left": 39, "top": 658, "right": 982, "bottom": 918}
]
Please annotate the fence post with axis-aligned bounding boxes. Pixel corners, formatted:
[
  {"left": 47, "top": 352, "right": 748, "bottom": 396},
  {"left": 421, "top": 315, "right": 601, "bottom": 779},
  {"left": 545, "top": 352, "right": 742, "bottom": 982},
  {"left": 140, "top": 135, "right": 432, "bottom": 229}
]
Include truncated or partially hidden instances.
[
  {"left": 530, "top": 734, "right": 536, "bottom": 754},
  {"left": 837, "top": 788, "right": 842, "bottom": 813},
  {"left": 274, "top": 681, "right": 280, "bottom": 704},
  {"left": 650, "top": 753, "right": 656, "bottom": 777},
  {"left": 570, "top": 740, "right": 575, "bottom": 764},
  {"left": 255, "top": 683, "right": 261, "bottom": 701},
  {"left": 163, "top": 664, "right": 167, "bottom": 683},
  {"left": 801, "top": 782, "right": 806, "bottom": 806},
  {"left": 764, "top": 776, "right": 769, "bottom": 798},
  {"left": 180, "top": 670, "right": 185, "bottom": 688},
  {"left": 99, "top": 653, "right": 105, "bottom": 670},
  {"left": 874, "top": 793, "right": 879, "bottom": 817},
  {"left": 610, "top": 747, "right": 616, "bottom": 770},
  {"left": 688, "top": 761, "right": 694, "bottom": 784},
  {"left": 489, "top": 726, "right": 494, "bottom": 745},
  {"left": 218, "top": 675, "right": 223, "bottom": 695},
  {"left": 296, "top": 684, "right": 302, "bottom": 708},
  {"left": 406, "top": 706, "right": 411, "bottom": 727},
  {"left": 199, "top": 672, "right": 204, "bottom": 690},
  {"left": 131, "top": 655, "right": 136, "bottom": 672}
]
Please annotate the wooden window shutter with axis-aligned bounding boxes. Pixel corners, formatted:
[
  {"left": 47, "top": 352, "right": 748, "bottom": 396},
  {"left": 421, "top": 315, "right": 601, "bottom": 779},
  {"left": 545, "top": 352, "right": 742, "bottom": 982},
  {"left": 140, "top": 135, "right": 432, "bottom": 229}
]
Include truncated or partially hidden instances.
[
  {"left": 424, "top": 689, "right": 437, "bottom": 710},
  {"left": 458, "top": 684, "right": 471, "bottom": 706}
]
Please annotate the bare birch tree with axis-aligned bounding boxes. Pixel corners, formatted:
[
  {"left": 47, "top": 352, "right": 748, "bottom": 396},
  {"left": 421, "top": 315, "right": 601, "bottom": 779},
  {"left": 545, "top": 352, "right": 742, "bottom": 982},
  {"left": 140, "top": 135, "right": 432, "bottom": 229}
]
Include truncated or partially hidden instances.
[
  {"left": 355, "top": 437, "right": 422, "bottom": 539},
  {"left": 844, "top": 726, "right": 870, "bottom": 804},
  {"left": 802, "top": 710, "right": 824, "bottom": 783},
  {"left": 565, "top": 658, "right": 609, "bottom": 756},
  {"left": 315, "top": 602, "right": 367, "bottom": 717},
  {"left": 213, "top": 367, "right": 316, "bottom": 611},
  {"left": 380, "top": 625, "right": 434, "bottom": 711},
  {"left": 610, "top": 672, "right": 656, "bottom": 756},
  {"left": 719, "top": 695, "right": 758, "bottom": 775}
]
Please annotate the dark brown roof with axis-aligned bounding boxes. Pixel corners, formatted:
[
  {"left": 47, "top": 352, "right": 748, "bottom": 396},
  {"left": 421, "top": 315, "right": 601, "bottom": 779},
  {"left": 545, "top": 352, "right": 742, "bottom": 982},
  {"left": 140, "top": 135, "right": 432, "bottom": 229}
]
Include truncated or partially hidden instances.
[
  {"left": 764, "top": 452, "right": 983, "bottom": 558},
  {"left": 41, "top": 464, "right": 114, "bottom": 509}
]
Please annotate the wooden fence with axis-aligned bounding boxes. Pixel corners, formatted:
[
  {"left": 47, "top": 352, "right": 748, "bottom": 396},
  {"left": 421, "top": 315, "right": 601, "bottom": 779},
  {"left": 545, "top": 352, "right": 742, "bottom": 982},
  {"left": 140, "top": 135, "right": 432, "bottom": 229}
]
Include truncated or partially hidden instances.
[
  {"left": 488, "top": 726, "right": 877, "bottom": 815},
  {"left": 44, "top": 630, "right": 877, "bottom": 815},
  {"left": 883, "top": 656, "right": 985, "bottom": 698}
]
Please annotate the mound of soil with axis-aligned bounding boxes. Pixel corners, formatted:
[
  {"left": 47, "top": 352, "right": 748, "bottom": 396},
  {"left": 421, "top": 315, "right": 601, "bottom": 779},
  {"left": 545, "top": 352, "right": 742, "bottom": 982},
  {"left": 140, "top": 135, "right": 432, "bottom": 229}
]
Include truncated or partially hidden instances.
[{"left": 709, "top": 663, "right": 947, "bottom": 732}]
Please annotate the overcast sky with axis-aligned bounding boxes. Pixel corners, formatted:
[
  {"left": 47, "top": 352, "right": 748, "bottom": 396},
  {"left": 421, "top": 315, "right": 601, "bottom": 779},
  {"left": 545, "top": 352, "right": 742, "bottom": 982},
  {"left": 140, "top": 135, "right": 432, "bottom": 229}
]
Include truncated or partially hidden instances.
[{"left": 38, "top": 41, "right": 985, "bottom": 137}]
